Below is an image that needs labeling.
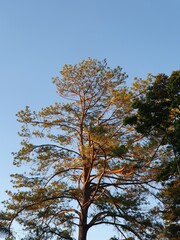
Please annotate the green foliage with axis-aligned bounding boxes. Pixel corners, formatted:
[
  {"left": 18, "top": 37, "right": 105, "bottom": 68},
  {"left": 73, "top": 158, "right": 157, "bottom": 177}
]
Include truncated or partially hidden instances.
[
  {"left": 0, "top": 211, "right": 14, "bottom": 239},
  {"left": 125, "top": 70, "right": 180, "bottom": 239},
  {"left": 125, "top": 71, "right": 180, "bottom": 177},
  {"left": 109, "top": 144, "right": 127, "bottom": 157},
  {"left": 158, "top": 180, "right": 180, "bottom": 240},
  {"left": 2, "top": 59, "right": 164, "bottom": 240},
  {"left": 109, "top": 237, "right": 119, "bottom": 240}
]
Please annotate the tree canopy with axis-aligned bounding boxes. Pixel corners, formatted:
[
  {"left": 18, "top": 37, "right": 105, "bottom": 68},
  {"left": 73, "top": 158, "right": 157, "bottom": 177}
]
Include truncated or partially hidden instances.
[
  {"left": 124, "top": 71, "right": 180, "bottom": 239},
  {"left": 2, "top": 59, "right": 176, "bottom": 240}
]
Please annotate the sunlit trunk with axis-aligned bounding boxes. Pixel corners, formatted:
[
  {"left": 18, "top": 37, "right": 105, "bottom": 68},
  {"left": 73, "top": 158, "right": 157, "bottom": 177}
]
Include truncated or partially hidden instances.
[{"left": 78, "top": 164, "right": 90, "bottom": 240}]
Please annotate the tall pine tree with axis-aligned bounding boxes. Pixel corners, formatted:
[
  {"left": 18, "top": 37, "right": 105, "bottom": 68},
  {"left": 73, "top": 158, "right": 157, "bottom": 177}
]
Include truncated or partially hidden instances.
[{"left": 2, "top": 59, "right": 162, "bottom": 240}]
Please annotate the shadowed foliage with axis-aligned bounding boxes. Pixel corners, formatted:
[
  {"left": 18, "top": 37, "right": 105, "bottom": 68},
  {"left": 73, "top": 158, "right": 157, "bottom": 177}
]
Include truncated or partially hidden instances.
[{"left": 124, "top": 71, "right": 180, "bottom": 239}]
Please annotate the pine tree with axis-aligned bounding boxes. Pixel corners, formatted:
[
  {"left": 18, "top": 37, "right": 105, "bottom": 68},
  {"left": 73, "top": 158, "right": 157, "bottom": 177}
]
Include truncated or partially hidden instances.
[
  {"left": 2, "top": 59, "right": 162, "bottom": 240},
  {"left": 124, "top": 71, "right": 180, "bottom": 239}
]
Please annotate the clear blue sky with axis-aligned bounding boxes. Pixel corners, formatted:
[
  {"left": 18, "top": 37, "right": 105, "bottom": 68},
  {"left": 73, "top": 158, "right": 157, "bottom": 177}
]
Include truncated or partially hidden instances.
[{"left": 0, "top": 0, "right": 180, "bottom": 239}]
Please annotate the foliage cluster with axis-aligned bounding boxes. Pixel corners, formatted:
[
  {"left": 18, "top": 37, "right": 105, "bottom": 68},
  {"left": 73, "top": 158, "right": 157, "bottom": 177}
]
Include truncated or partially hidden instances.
[{"left": 0, "top": 59, "right": 179, "bottom": 240}]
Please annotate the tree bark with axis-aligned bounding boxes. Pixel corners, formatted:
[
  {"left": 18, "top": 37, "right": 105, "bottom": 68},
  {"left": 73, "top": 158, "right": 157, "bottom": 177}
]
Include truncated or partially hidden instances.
[
  {"left": 78, "top": 167, "right": 90, "bottom": 240},
  {"left": 78, "top": 222, "right": 88, "bottom": 240},
  {"left": 78, "top": 203, "right": 89, "bottom": 240}
]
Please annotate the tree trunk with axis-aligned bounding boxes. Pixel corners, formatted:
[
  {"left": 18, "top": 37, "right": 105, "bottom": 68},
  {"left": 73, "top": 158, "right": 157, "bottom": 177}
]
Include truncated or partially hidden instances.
[
  {"left": 78, "top": 155, "right": 91, "bottom": 240},
  {"left": 78, "top": 223, "right": 88, "bottom": 240},
  {"left": 78, "top": 205, "right": 89, "bottom": 240},
  {"left": 78, "top": 180, "right": 90, "bottom": 240}
]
